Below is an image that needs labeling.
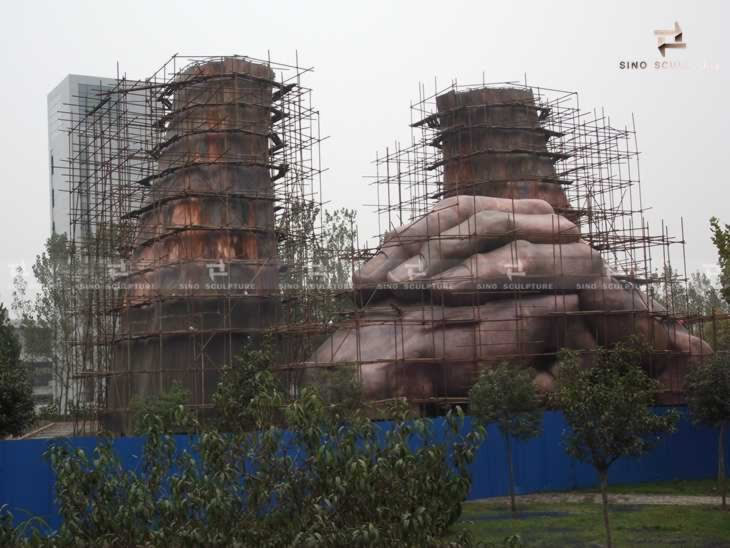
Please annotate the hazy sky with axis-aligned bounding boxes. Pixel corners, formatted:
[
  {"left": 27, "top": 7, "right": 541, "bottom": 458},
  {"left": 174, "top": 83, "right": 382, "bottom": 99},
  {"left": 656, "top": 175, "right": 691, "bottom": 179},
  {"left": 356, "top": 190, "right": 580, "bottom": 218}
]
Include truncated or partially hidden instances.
[{"left": 0, "top": 0, "right": 727, "bottom": 307}]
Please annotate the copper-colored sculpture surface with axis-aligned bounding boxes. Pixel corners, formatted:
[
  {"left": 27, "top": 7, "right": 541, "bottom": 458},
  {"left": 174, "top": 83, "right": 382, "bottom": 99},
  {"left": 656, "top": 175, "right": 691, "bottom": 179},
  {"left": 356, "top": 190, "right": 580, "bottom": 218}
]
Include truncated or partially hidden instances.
[
  {"left": 107, "top": 59, "right": 280, "bottom": 431},
  {"left": 308, "top": 87, "right": 711, "bottom": 403}
]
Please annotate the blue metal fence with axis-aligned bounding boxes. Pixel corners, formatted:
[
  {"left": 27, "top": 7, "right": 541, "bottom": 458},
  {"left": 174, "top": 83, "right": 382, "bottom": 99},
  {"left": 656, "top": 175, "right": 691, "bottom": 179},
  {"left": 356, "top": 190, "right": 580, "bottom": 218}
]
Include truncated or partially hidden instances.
[{"left": 1, "top": 406, "right": 727, "bottom": 532}]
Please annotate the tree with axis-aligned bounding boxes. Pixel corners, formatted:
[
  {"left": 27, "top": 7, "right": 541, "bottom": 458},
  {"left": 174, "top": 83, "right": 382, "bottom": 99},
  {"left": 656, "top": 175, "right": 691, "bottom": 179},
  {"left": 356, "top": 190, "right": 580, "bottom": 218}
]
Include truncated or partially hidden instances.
[
  {"left": 706, "top": 217, "right": 730, "bottom": 351},
  {"left": 315, "top": 362, "right": 365, "bottom": 418},
  {"left": 554, "top": 340, "right": 678, "bottom": 548},
  {"left": 710, "top": 217, "right": 730, "bottom": 306},
  {"left": 130, "top": 381, "right": 191, "bottom": 435},
  {"left": 468, "top": 362, "right": 542, "bottom": 514},
  {"left": 654, "top": 265, "right": 728, "bottom": 317},
  {"left": 0, "top": 304, "right": 34, "bottom": 437},
  {"left": 11, "top": 266, "right": 53, "bottom": 363},
  {"left": 276, "top": 205, "right": 360, "bottom": 378},
  {"left": 317, "top": 208, "right": 359, "bottom": 293},
  {"left": 685, "top": 355, "right": 730, "bottom": 509},
  {"left": 277, "top": 203, "right": 358, "bottom": 298},
  {"left": 32, "top": 234, "right": 74, "bottom": 413},
  {"left": 212, "top": 338, "right": 282, "bottom": 432},
  {"left": 11, "top": 234, "right": 74, "bottom": 414},
  {"left": 651, "top": 266, "right": 730, "bottom": 351}
]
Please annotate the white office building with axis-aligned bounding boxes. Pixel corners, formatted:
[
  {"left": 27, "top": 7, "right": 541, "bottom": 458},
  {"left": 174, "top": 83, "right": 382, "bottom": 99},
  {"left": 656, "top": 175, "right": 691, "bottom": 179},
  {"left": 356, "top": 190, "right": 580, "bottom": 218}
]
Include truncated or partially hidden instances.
[{"left": 47, "top": 74, "right": 120, "bottom": 236}]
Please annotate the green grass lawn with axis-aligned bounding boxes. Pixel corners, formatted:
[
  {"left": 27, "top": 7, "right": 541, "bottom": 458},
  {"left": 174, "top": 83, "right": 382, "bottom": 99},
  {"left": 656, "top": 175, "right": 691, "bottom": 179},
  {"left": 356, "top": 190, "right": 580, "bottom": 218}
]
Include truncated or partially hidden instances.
[
  {"left": 587, "top": 478, "right": 723, "bottom": 497},
  {"left": 451, "top": 500, "right": 730, "bottom": 547}
]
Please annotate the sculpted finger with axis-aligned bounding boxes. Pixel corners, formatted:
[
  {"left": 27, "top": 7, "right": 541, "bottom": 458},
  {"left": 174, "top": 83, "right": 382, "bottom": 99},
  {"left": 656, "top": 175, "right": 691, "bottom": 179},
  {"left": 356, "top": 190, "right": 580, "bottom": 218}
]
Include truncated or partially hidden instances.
[
  {"left": 352, "top": 241, "right": 411, "bottom": 287},
  {"left": 578, "top": 277, "right": 673, "bottom": 350},
  {"left": 306, "top": 295, "right": 581, "bottom": 398},
  {"left": 420, "top": 240, "right": 603, "bottom": 300},
  {"left": 400, "top": 211, "right": 579, "bottom": 279},
  {"left": 354, "top": 195, "right": 554, "bottom": 286},
  {"left": 666, "top": 324, "right": 713, "bottom": 356}
]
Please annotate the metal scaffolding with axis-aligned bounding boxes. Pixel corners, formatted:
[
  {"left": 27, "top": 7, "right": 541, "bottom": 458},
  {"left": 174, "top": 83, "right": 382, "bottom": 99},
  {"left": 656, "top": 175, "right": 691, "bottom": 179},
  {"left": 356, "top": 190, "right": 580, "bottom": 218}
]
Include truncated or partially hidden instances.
[
  {"left": 279, "top": 79, "right": 725, "bottom": 412},
  {"left": 61, "top": 54, "right": 327, "bottom": 432},
  {"left": 59, "top": 63, "right": 728, "bottom": 429}
]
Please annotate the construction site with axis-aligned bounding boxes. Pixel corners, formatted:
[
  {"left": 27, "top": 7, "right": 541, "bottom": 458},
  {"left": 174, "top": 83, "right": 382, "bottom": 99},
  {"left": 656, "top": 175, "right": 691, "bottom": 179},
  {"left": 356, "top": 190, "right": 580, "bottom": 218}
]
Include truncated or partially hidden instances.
[{"left": 57, "top": 54, "right": 726, "bottom": 433}]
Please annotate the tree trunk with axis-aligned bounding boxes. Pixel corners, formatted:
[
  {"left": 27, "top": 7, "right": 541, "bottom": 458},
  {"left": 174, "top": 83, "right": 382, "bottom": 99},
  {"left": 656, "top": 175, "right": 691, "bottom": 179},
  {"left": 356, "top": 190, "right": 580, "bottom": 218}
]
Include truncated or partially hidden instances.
[
  {"left": 505, "top": 432, "right": 517, "bottom": 515},
  {"left": 720, "top": 422, "right": 727, "bottom": 510},
  {"left": 599, "top": 469, "right": 612, "bottom": 548}
]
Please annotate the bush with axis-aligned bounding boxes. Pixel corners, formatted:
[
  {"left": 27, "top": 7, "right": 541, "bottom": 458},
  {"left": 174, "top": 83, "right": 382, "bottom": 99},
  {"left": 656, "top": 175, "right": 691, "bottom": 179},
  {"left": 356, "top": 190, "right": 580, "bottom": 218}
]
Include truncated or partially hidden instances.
[
  {"left": 31, "top": 364, "right": 484, "bottom": 546},
  {"left": 129, "top": 381, "right": 190, "bottom": 435}
]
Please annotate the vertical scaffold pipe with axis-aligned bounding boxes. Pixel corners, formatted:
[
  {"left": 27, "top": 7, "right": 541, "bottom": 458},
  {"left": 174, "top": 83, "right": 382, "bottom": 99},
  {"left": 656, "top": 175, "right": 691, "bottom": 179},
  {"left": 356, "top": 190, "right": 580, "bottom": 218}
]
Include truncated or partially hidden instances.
[
  {"left": 108, "top": 58, "right": 280, "bottom": 433},
  {"left": 435, "top": 87, "right": 570, "bottom": 211}
]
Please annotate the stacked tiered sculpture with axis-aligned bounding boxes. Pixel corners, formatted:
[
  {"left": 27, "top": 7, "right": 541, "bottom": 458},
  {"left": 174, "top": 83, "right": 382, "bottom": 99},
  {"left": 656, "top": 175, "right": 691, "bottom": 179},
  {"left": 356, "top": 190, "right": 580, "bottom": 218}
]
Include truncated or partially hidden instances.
[{"left": 308, "top": 88, "right": 710, "bottom": 404}]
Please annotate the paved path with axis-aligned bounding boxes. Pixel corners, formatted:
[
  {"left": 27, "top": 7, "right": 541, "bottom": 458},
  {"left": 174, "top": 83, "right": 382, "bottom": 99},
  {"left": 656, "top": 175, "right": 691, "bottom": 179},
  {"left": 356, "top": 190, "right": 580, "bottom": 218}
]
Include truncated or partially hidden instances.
[{"left": 472, "top": 492, "right": 723, "bottom": 506}]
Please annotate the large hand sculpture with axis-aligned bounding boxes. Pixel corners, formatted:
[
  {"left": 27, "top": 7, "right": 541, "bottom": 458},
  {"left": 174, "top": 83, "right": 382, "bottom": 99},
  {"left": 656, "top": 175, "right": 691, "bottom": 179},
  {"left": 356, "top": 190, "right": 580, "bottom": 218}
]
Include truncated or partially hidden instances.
[{"left": 305, "top": 87, "right": 711, "bottom": 404}]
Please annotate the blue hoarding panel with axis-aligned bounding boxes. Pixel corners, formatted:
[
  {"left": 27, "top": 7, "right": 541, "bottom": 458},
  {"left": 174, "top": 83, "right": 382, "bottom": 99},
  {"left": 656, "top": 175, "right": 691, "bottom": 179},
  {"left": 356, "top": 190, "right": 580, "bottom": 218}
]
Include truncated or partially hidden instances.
[{"left": 1, "top": 407, "right": 727, "bottom": 532}]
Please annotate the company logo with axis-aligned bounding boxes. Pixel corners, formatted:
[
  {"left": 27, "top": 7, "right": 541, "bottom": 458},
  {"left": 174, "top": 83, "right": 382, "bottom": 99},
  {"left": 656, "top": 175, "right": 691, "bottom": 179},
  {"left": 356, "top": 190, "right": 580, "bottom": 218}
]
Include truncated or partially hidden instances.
[
  {"left": 402, "top": 255, "right": 426, "bottom": 280},
  {"left": 654, "top": 21, "right": 686, "bottom": 57},
  {"left": 206, "top": 260, "right": 228, "bottom": 282},
  {"left": 107, "top": 260, "right": 129, "bottom": 279},
  {"left": 617, "top": 21, "right": 719, "bottom": 72},
  {"left": 504, "top": 260, "right": 526, "bottom": 282},
  {"left": 307, "top": 263, "right": 325, "bottom": 283}
]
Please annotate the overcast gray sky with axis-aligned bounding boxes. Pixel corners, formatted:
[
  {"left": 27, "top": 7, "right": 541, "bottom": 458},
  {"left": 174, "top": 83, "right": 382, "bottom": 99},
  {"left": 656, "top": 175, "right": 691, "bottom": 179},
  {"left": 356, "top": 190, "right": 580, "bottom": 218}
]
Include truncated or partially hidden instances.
[{"left": 0, "top": 0, "right": 727, "bottom": 307}]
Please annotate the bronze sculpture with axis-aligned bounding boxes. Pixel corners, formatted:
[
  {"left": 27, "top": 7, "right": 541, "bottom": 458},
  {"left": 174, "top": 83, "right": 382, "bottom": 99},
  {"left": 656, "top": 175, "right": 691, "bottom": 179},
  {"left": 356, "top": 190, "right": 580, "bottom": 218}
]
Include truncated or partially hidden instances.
[{"left": 306, "top": 87, "right": 711, "bottom": 404}]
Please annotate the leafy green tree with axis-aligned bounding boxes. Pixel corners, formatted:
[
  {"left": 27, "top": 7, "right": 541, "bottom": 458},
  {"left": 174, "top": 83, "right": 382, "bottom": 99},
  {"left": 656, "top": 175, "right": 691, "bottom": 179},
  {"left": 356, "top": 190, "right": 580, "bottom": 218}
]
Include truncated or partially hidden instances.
[
  {"left": 469, "top": 363, "right": 542, "bottom": 514},
  {"left": 212, "top": 338, "right": 282, "bottom": 432},
  {"left": 214, "top": 338, "right": 365, "bottom": 433},
  {"left": 686, "top": 271, "right": 728, "bottom": 315},
  {"left": 11, "top": 265, "right": 53, "bottom": 364},
  {"left": 704, "top": 217, "right": 730, "bottom": 351},
  {"left": 130, "top": 381, "right": 191, "bottom": 435},
  {"left": 275, "top": 205, "right": 360, "bottom": 389},
  {"left": 685, "top": 355, "right": 730, "bottom": 509},
  {"left": 11, "top": 234, "right": 74, "bottom": 414},
  {"left": 315, "top": 363, "right": 365, "bottom": 418},
  {"left": 0, "top": 303, "right": 34, "bottom": 437},
  {"left": 653, "top": 266, "right": 730, "bottom": 351},
  {"left": 32, "top": 234, "right": 74, "bottom": 413},
  {"left": 317, "top": 208, "right": 359, "bottom": 293},
  {"left": 710, "top": 217, "right": 730, "bottom": 306},
  {"left": 654, "top": 266, "right": 728, "bottom": 316},
  {"left": 278, "top": 204, "right": 358, "bottom": 301},
  {"left": 554, "top": 340, "right": 678, "bottom": 548}
]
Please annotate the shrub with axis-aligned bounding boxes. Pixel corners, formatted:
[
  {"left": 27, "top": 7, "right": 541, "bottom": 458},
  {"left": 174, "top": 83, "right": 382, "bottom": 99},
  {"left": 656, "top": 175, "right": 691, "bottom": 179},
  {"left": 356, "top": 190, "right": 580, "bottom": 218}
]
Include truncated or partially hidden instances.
[{"left": 35, "top": 365, "right": 484, "bottom": 546}]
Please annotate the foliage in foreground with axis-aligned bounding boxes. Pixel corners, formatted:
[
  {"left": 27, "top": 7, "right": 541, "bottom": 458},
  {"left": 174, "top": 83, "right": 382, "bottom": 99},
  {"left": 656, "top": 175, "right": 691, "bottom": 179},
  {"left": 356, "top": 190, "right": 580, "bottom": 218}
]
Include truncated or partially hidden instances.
[
  {"left": 1, "top": 360, "right": 484, "bottom": 547},
  {"left": 553, "top": 339, "right": 679, "bottom": 548}
]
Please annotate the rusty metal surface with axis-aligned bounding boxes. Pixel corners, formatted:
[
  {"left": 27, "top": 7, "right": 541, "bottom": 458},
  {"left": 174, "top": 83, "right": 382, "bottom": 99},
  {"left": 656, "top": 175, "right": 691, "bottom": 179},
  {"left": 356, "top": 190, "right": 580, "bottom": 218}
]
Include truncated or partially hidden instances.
[
  {"left": 436, "top": 87, "right": 570, "bottom": 211},
  {"left": 106, "top": 58, "right": 281, "bottom": 432}
]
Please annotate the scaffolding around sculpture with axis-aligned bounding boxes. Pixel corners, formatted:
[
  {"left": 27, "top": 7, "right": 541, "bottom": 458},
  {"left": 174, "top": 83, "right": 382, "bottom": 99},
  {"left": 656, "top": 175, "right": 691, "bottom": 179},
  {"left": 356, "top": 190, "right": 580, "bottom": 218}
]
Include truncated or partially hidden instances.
[
  {"left": 62, "top": 54, "right": 327, "bottom": 432},
  {"left": 61, "top": 63, "right": 729, "bottom": 429},
  {"left": 285, "top": 80, "right": 725, "bottom": 409}
]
